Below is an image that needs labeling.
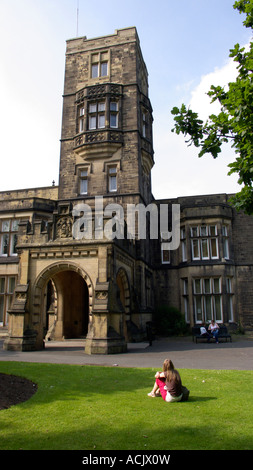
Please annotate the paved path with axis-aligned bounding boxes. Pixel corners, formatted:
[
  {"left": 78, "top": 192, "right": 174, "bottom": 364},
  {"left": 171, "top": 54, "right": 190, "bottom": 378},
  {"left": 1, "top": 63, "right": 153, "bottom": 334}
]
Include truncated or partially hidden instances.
[{"left": 1, "top": 335, "right": 253, "bottom": 370}]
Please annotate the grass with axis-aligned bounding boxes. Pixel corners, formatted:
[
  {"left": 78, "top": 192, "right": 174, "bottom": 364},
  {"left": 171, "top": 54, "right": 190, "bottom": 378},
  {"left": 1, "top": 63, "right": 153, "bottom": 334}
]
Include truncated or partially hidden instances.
[{"left": 0, "top": 361, "right": 253, "bottom": 450}]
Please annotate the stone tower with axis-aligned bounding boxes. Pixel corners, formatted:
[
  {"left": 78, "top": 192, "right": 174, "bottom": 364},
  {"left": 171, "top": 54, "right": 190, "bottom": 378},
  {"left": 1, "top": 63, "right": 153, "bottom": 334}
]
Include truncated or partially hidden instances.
[
  {"left": 59, "top": 27, "right": 154, "bottom": 205},
  {"left": 4, "top": 28, "right": 155, "bottom": 354}
]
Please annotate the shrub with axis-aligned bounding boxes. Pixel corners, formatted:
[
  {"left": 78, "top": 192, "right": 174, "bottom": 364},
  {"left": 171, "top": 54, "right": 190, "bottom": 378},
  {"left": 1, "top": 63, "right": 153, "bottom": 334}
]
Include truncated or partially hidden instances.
[{"left": 155, "top": 305, "right": 188, "bottom": 336}]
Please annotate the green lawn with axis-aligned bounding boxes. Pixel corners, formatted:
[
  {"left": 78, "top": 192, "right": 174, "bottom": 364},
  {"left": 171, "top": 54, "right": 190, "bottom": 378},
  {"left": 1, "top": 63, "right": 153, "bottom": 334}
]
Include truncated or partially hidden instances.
[{"left": 0, "top": 361, "right": 252, "bottom": 450}]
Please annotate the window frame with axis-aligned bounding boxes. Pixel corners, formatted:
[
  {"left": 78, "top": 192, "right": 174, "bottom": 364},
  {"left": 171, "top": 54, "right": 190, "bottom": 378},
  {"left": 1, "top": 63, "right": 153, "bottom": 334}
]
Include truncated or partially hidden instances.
[
  {"left": 88, "top": 101, "right": 106, "bottom": 130},
  {"left": 0, "top": 275, "right": 17, "bottom": 326},
  {"left": 79, "top": 168, "right": 89, "bottom": 195},
  {"left": 190, "top": 224, "right": 219, "bottom": 261},
  {"left": 77, "top": 94, "right": 121, "bottom": 135},
  {"left": 110, "top": 101, "right": 119, "bottom": 128},
  {"left": 142, "top": 110, "right": 147, "bottom": 138},
  {"left": 0, "top": 219, "right": 19, "bottom": 257},
  {"left": 193, "top": 277, "right": 223, "bottom": 324},
  {"left": 161, "top": 231, "right": 171, "bottom": 264},
  {"left": 192, "top": 238, "right": 200, "bottom": 260},
  {"left": 91, "top": 51, "right": 109, "bottom": 79},
  {"left": 108, "top": 165, "right": 117, "bottom": 193},
  {"left": 78, "top": 104, "right": 85, "bottom": 133},
  {"left": 222, "top": 225, "right": 230, "bottom": 259}
]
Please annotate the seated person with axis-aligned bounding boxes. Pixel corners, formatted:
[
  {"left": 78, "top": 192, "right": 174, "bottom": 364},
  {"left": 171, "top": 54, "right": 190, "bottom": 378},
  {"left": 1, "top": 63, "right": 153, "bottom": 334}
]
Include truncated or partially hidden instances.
[
  {"left": 208, "top": 319, "right": 220, "bottom": 343},
  {"left": 147, "top": 359, "right": 183, "bottom": 402}
]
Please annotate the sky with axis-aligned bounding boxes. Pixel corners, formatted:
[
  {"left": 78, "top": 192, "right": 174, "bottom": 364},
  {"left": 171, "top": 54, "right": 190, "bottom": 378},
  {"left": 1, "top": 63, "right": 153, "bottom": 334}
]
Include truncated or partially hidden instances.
[{"left": 0, "top": 0, "right": 251, "bottom": 199}]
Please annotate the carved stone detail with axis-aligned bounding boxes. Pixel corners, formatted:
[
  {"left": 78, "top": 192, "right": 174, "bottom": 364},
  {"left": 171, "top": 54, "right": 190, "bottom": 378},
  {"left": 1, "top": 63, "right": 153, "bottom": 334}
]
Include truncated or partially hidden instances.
[
  {"left": 95, "top": 291, "right": 108, "bottom": 300},
  {"left": 86, "top": 132, "right": 106, "bottom": 143},
  {"left": 56, "top": 216, "right": 73, "bottom": 239}
]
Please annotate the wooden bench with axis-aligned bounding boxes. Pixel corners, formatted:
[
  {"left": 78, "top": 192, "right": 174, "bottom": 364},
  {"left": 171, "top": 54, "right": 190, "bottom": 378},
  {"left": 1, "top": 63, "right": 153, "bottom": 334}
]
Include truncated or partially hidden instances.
[{"left": 192, "top": 325, "right": 232, "bottom": 343}]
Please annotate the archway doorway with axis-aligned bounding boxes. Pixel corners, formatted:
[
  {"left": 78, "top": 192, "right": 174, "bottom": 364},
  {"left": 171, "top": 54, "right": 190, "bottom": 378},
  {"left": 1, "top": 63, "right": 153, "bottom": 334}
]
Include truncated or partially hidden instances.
[
  {"left": 34, "top": 262, "right": 92, "bottom": 343},
  {"left": 52, "top": 270, "right": 89, "bottom": 339}
]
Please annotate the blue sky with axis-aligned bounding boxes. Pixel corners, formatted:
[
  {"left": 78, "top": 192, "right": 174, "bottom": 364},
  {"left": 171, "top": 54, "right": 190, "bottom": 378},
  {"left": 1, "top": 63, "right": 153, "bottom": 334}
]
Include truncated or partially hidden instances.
[{"left": 0, "top": 0, "right": 251, "bottom": 199}]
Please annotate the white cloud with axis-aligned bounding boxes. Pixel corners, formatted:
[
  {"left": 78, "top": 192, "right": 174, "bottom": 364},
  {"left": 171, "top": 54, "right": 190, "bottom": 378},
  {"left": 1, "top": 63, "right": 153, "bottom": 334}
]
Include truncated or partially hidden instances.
[
  {"left": 151, "top": 52, "right": 248, "bottom": 200},
  {"left": 189, "top": 43, "right": 250, "bottom": 120},
  {"left": 189, "top": 61, "right": 236, "bottom": 120},
  {"left": 152, "top": 121, "right": 240, "bottom": 200}
]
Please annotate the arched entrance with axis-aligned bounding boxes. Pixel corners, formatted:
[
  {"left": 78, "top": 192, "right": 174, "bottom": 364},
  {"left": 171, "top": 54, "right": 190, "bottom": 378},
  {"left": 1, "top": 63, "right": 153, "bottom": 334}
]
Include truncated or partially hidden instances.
[{"left": 33, "top": 262, "right": 93, "bottom": 343}]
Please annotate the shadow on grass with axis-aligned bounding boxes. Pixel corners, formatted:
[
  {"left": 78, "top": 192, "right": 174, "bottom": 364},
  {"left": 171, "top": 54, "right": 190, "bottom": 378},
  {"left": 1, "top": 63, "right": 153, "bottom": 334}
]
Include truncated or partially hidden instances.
[
  {"left": 0, "top": 362, "right": 218, "bottom": 409},
  {"left": 0, "top": 420, "right": 251, "bottom": 451},
  {"left": 189, "top": 396, "right": 217, "bottom": 402},
  {"left": 0, "top": 363, "right": 154, "bottom": 406}
]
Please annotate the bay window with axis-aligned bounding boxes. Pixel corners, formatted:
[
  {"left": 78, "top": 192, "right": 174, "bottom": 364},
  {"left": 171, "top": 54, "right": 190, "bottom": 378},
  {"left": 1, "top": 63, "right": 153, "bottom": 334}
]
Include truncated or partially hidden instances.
[
  {"left": 193, "top": 277, "right": 222, "bottom": 323},
  {"left": 190, "top": 225, "right": 219, "bottom": 260}
]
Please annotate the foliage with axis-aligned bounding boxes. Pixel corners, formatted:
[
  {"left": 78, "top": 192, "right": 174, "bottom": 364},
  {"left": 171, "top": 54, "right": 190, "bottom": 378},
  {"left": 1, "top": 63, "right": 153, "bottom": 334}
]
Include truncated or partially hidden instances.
[
  {"left": 0, "top": 362, "right": 253, "bottom": 450},
  {"left": 155, "top": 305, "right": 188, "bottom": 336},
  {"left": 171, "top": 0, "right": 253, "bottom": 214}
]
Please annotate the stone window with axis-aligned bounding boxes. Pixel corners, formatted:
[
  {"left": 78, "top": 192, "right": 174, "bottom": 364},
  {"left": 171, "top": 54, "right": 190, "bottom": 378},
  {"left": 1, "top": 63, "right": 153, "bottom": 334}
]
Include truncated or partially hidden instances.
[
  {"left": 141, "top": 108, "right": 152, "bottom": 140},
  {"left": 0, "top": 275, "right": 16, "bottom": 326},
  {"left": 222, "top": 225, "right": 230, "bottom": 259},
  {"left": 91, "top": 51, "right": 109, "bottom": 78},
  {"left": 88, "top": 101, "right": 106, "bottom": 130},
  {"left": 110, "top": 101, "right": 119, "bottom": 128},
  {"left": 79, "top": 168, "right": 88, "bottom": 195},
  {"left": 78, "top": 104, "right": 85, "bottom": 133},
  {"left": 108, "top": 165, "right": 117, "bottom": 192},
  {"left": 161, "top": 232, "right": 170, "bottom": 264},
  {"left": 0, "top": 219, "right": 19, "bottom": 257},
  {"left": 190, "top": 224, "right": 219, "bottom": 261},
  {"left": 193, "top": 277, "right": 222, "bottom": 324},
  {"left": 76, "top": 84, "right": 121, "bottom": 136},
  {"left": 142, "top": 110, "right": 148, "bottom": 138}
]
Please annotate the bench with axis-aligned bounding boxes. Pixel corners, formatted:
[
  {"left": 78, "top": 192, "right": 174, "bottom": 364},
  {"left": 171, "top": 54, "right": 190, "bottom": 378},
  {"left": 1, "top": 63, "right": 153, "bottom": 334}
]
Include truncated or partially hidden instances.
[{"left": 192, "top": 325, "right": 232, "bottom": 343}]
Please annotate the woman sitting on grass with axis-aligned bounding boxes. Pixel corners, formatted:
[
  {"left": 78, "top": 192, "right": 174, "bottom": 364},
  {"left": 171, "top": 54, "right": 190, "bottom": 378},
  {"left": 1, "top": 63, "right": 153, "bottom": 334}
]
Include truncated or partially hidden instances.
[{"left": 148, "top": 359, "right": 183, "bottom": 403}]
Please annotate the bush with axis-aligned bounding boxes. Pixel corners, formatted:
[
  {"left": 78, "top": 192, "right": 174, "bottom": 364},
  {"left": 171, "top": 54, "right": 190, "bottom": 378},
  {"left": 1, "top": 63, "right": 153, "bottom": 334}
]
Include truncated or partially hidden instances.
[{"left": 155, "top": 305, "right": 188, "bottom": 336}]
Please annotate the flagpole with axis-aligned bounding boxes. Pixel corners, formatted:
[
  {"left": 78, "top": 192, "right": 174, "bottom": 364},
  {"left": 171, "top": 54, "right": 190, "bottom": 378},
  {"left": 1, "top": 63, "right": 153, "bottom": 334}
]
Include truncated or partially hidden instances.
[{"left": 76, "top": 0, "right": 79, "bottom": 37}]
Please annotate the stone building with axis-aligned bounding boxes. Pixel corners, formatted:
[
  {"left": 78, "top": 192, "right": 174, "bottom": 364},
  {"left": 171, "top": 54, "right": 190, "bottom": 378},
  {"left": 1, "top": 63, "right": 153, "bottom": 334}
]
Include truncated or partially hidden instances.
[{"left": 1, "top": 27, "right": 253, "bottom": 353}]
